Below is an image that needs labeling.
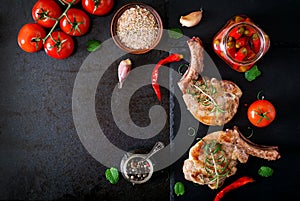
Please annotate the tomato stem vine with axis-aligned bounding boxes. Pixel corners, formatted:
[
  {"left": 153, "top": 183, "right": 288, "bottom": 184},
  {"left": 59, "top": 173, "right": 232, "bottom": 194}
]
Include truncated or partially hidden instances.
[
  {"left": 255, "top": 107, "right": 270, "bottom": 124},
  {"left": 42, "top": 0, "right": 77, "bottom": 43},
  {"left": 93, "top": 0, "right": 101, "bottom": 13}
]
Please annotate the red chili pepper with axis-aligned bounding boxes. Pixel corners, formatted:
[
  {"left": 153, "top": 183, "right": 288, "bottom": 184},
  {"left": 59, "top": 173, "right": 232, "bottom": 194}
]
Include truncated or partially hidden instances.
[
  {"left": 245, "top": 45, "right": 256, "bottom": 60},
  {"left": 251, "top": 33, "right": 261, "bottom": 53},
  {"left": 235, "top": 37, "right": 248, "bottom": 48},
  {"left": 234, "top": 47, "right": 248, "bottom": 61},
  {"left": 244, "top": 27, "right": 256, "bottom": 37},
  {"left": 228, "top": 26, "right": 245, "bottom": 40},
  {"left": 226, "top": 41, "right": 236, "bottom": 58},
  {"left": 214, "top": 176, "right": 254, "bottom": 201},
  {"left": 152, "top": 53, "right": 183, "bottom": 101}
]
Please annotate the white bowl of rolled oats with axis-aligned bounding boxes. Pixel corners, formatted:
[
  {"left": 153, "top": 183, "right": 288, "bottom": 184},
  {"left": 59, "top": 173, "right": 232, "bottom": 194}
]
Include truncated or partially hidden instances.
[{"left": 110, "top": 2, "right": 163, "bottom": 54}]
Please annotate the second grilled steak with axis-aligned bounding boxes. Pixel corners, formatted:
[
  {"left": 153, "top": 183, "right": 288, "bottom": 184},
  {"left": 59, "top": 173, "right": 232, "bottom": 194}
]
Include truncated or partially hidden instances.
[{"left": 178, "top": 37, "right": 242, "bottom": 126}]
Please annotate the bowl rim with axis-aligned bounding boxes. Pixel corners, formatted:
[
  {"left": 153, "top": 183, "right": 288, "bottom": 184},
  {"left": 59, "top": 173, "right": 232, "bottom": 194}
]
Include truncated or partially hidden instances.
[
  {"left": 120, "top": 153, "right": 154, "bottom": 184},
  {"left": 110, "top": 2, "right": 163, "bottom": 54}
]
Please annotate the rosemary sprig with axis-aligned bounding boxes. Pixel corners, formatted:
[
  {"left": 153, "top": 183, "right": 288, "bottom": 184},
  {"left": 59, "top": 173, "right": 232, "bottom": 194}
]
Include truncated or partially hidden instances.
[
  {"left": 188, "top": 127, "right": 196, "bottom": 137},
  {"left": 178, "top": 64, "right": 189, "bottom": 76},
  {"left": 246, "top": 127, "right": 254, "bottom": 138},
  {"left": 193, "top": 84, "right": 217, "bottom": 105},
  {"left": 192, "top": 83, "right": 226, "bottom": 115},
  {"left": 204, "top": 140, "right": 230, "bottom": 189}
]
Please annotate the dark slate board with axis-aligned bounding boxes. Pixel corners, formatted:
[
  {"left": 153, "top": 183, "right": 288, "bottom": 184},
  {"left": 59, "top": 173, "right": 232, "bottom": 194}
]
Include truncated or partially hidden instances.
[
  {"left": 1, "top": 0, "right": 300, "bottom": 201},
  {"left": 168, "top": 0, "right": 300, "bottom": 201}
]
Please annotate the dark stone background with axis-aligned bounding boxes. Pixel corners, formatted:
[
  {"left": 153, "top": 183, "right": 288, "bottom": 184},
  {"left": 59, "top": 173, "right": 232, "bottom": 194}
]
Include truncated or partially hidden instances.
[{"left": 1, "top": 0, "right": 299, "bottom": 201}]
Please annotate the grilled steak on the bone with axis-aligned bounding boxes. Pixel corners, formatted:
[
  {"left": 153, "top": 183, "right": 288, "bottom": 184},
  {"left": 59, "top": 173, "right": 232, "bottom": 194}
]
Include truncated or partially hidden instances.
[
  {"left": 183, "top": 126, "right": 280, "bottom": 189},
  {"left": 178, "top": 37, "right": 242, "bottom": 126}
]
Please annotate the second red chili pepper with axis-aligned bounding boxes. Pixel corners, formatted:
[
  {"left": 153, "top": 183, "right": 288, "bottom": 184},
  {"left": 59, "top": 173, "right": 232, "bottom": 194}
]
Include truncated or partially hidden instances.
[
  {"left": 152, "top": 53, "right": 183, "bottom": 101},
  {"left": 214, "top": 176, "right": 254, "bottom": 201}
]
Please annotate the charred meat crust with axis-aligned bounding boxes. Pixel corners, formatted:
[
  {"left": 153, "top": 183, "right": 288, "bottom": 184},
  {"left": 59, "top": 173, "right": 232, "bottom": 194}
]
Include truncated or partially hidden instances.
[
  {"left": 177, "top": 37, "right": 242, "bottom": 126},
  {"left": 183, "top": 127, "right": 280, "bottom": 189},
  {"left": 178, "top": 37, "right": 204, "bottom": 93}
]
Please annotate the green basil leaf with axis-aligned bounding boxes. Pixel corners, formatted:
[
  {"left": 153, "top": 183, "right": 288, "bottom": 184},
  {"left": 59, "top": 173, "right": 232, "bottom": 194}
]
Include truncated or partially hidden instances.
[
  {"left": 168, "top": 28, "right": 183, "bottom": 39},
  {"left": 174, "top": 181, "right": 185, "bottom": 196},
  {"left": 87, "top": 39, "right": 101, "bottom": 52},
  {"left": 105, "top": 167, "right": 119, "bottom": 184},
  {"left": 258, "top": 166, "right": 274, "bottom": 177},
  {"left": 245, "top": 65, "right": 261, "bottom": 81}
]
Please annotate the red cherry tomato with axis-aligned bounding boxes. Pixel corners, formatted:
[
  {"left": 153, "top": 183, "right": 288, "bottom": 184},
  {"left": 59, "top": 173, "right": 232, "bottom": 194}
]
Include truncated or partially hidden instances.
[
  {"left": 62, "top": 0, "right": 81, "bottom": 4},
  {"left": 32, "top": 0, "right": 62, "bottom": 28},
  {"left": 18, "top": 23, "right": 46, "bottom": 53},
  {"left": 44, "top": 31, "right": 74, "bottom": 59},
  {"left": 82, "top": 0, "right": 114, "bottom": 16},
  {"left": 247, "top": 99, "right": 276, "bottom": 127},
  {"left": 60, "top": 8, "right": 90, "bottom": 36}
]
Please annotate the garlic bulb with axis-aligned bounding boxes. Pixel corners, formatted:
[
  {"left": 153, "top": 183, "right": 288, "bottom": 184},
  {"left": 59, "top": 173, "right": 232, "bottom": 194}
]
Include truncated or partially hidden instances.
[{"left": 180, "top": 10, "right": 203, "bottom": 27}]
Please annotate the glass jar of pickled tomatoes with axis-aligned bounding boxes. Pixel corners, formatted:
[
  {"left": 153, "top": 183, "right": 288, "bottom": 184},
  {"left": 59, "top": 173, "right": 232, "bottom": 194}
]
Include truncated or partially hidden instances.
[{"left": 213, "top": 15, "right": 270, "bottom": 72}]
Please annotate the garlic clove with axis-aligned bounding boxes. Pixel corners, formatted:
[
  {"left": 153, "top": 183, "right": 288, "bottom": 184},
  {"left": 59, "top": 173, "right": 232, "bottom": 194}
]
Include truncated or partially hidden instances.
[
  {"left": 118, "top": 58, "right": 132, "bottom": 89},
  {"left": 180, "top": 10, "right": 203, "bottom": 27}
]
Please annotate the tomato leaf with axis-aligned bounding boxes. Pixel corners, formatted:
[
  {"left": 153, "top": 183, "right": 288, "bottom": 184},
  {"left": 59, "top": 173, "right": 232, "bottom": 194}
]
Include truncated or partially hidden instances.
[
  {"left": 87, "top": 39, "right": 101, "bottom": 52},
  {"left": 168, "top": 28, "right": 183, "bottom": 39},
  {"left": 105, "top": 167, "right": 119, "bottom": 184},
  {"left": 258, "top": 166, "right": 274, "bottom": 177},
  {"left": 245, "top": 65, "right": 261, "bottom": 81},
  {"left": 174, "top": 181, "right": 185, "bottom": 196}
]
